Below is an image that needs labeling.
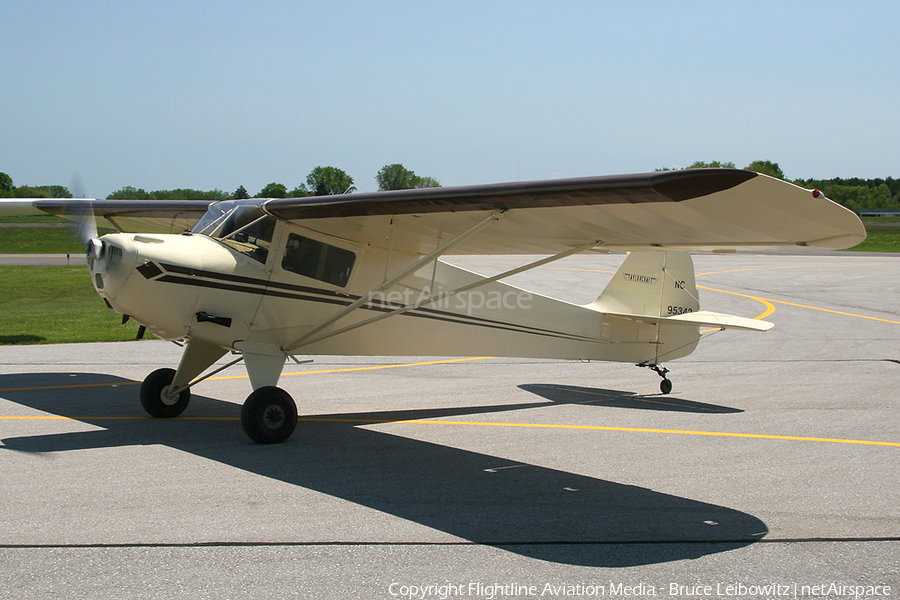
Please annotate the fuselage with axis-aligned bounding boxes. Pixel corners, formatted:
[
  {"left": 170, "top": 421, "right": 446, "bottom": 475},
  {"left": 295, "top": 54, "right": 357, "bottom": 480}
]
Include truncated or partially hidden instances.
[{"left": 88, "top": 208, "right": 699, "bottom": 365}]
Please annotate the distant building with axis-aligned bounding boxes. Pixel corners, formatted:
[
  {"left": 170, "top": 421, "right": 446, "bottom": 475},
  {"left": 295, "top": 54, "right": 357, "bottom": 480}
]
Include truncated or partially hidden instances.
[{"left": 859, "top": 209, "right": 900, "bottom": 218}]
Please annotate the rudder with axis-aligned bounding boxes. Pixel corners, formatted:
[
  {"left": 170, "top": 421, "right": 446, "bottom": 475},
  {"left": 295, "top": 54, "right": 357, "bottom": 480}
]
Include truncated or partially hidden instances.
[{"left": 591, "top": 251, "right": 702, "bottom": 364}]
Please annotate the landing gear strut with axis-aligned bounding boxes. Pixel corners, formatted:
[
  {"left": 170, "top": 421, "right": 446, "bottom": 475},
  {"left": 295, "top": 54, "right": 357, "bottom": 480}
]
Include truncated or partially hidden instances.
[
  {"left": 638, "top": 363, "right": 672, "bottom": 394},
  {"left": 138, "top": 341, "right": 302, "bottom": 443}
]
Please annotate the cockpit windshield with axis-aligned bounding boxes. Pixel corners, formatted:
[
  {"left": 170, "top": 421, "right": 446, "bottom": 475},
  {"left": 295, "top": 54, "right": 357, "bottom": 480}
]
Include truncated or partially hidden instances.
[
  {"left": 192, "top": 200, "right": 262, "bottom": 237},
  {"left": 192, "top": 200, "right": 276, "bottom": 263}
]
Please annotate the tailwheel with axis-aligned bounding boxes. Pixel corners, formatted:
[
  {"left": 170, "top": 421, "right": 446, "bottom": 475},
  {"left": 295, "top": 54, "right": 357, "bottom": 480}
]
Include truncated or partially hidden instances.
[
  {"left": 140, "top": 368, "right": 191, "bottom": 418},
  {"left": 241, "top": 386, "right": 298, "bottom": 444},
  {"left": 637, "top": 362, "right": 673, "bottom": 395}
]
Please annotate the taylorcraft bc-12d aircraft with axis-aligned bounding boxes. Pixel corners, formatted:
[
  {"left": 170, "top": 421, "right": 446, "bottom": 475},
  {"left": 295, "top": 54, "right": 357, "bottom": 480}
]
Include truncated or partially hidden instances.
[{"left": 3, "top": 169, "right": 866, "bottom": 443}]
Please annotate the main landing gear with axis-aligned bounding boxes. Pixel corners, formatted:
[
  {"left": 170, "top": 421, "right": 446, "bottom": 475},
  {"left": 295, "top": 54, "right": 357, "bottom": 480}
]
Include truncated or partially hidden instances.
[
  {"left": 138, "top": 365, "right": 299, "bottom": 444},
  {"left": 637, "top": 363, "right": 673, "bottom": 394},
  {"left": 241, "top": 386, "right": 298, "bottom": 444},
  {"left": 140, "top": 368, "right": 191, "bottom": 418}
]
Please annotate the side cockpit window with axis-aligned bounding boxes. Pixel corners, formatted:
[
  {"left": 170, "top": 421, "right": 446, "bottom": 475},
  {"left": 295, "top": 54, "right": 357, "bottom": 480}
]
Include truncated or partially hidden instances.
[{"left": 282, "top": 233, "right": 355, "bottom": 287}]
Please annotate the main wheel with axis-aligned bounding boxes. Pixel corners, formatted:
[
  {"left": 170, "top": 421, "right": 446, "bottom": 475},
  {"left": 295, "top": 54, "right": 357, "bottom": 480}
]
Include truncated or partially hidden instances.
[
  {"left": 140, "top": 368, "right": 191, "bottom": 418},
  {"left": 660, "top": 378, "right": 673, "bottom": 395},
  {"left": 241, "top": 386, "right": 298, "bottom": 444}
]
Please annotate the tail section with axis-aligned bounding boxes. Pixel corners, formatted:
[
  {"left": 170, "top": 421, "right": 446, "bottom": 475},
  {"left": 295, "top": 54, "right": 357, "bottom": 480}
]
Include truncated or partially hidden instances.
[
  {"left": 593, "top": 251, "right": 699, "bottom": 320},
  {"left": 591, "top": 251, "right": 771, "bottom": 365}
]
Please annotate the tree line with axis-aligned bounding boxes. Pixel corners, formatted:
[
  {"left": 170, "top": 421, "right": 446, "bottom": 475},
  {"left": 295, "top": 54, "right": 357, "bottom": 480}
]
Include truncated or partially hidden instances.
[
  {"left": 4, "top": 161, "right": 898, "bottom": 214},
  {"left": 107, "top": 164, "right": 442, "bottom": 201},
  {"left": 0, "top": 172, "right": 72, "bottom": 198},
  {"left": 0, "top": 164, "right": 440, "bottom": 202},
  {"left": 662, "top": 160, "right": 900, "bottom": 214}
]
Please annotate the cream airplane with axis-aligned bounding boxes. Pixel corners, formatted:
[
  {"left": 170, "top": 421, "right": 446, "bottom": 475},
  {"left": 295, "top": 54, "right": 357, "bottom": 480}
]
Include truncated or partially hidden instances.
[{"left": 3, "top": 169, "right": 866, "bottom": 443}]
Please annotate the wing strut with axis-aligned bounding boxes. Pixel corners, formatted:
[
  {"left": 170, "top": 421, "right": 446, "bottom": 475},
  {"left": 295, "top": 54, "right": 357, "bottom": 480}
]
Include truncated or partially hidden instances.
[
  {"left": 283, "top": 237, "right": 601, "bottom": 354},
  {"left": 283, "top": 210, "right": 506, "bottom": 352}
]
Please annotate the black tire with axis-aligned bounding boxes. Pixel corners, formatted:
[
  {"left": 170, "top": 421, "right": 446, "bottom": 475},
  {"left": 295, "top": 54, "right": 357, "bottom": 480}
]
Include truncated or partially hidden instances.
[
  {"left": 241, "top": 386, "right": 298, "bottom": 444},
  {"left": 660, "top": 378, "right": 673, "bottom": 395},
  {"left": 140, "top": 368, "right": 191, "bottom": 418}
]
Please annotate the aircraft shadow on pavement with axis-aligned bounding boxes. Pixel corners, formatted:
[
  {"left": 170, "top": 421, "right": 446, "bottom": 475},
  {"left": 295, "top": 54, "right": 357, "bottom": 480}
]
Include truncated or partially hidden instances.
[
  {"left": 519, "top": 383, "right": 744, "bottom": 413},
  {"left": 0, "top": 372, "right": 767, "bottom": 567}
]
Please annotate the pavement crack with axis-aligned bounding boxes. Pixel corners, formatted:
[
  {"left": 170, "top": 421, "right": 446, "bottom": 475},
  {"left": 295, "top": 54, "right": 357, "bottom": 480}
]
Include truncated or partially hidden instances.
[{"left": 3, "top": 537, "right": 900, "bottom": 550}]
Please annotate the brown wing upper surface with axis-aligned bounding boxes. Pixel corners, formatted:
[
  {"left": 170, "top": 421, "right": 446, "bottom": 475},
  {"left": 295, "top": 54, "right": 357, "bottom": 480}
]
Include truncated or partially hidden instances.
[{"left": 263, "top": 169, "right": 866, "bottom": 254}]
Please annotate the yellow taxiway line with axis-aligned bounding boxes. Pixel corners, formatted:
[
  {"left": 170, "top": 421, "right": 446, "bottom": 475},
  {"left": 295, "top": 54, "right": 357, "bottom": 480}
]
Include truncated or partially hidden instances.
[
  {"left": 379, "top": 420, "right": 900, "bottom": 448},
  {"left": 2, "top": 353, "right": 898, "bottom": 448},
  {"left": 695, "top": 264, "right": 900, "bottom": 325},
  {"left": 453, "top": 259, "right": 900, "bottom": 326},
  {"left": 0, "top": 356, "right": 494, "bottom": 393},
  {"left": 697, "top": 284, "right": 900, "bottom": 326},
  {"left": 2, "top": 412, "right": 898, "bottom": 448},
  {"left": 292, "top": 416, "right": 900, "bottom": 447}
]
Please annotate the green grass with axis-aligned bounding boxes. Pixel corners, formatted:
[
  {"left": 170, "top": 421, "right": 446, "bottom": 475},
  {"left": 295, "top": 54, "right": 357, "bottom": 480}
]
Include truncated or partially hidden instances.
[
  {"left": 0, "top": 214, "right": 68, "bottom": 224},
  {"left": 846, "top": 217, "right": 900, "bottom": 252},
  {"left": 862, "top": 217, "right": 900, "bottom": 223},
  {"left": 0, "top": 226, "right": 86, "bottom": 254},
  {"left": 0, "top": 266, "right": 146, "bottom": 345},
  {"left": 846, "top": 229, "right": 900, "bottom": 253},
  {"left": 0, "top": 215, "right": 115, "bottom": 253}
]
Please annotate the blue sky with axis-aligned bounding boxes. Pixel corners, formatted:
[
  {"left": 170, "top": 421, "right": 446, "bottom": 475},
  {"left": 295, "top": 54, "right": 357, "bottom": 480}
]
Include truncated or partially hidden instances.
[{"left": 2, "top": 1, "right": 898, "bottom": 198}]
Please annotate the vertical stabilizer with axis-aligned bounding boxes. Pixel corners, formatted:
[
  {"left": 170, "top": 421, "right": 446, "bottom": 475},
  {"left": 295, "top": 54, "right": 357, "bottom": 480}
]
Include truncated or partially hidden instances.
[
  {"left": 593, "top": 251, "right": 699, "bottom": 317},
  {"left": 590, "top": 251, "right": 702, "bottom": 363}
]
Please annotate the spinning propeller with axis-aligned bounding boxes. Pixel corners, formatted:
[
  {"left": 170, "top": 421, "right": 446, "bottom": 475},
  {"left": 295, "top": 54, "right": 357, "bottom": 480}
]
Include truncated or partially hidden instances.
[
  {"left": 68, "top": 175, "right": 144, "bottom": 338},
  {"left": 68, "top": 173, "right": 102, "bottom": 259}
]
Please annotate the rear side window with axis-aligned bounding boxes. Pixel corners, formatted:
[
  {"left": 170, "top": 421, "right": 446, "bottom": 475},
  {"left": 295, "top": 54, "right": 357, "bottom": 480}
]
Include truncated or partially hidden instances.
[{"left": 281, "top": 233, "right": 355, "bottom": 287}]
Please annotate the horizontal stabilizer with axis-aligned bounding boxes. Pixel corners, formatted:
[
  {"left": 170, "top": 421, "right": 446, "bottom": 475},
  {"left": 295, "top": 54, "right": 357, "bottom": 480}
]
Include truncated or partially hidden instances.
[
  {"left": 604, "top": 310, "right": 773, "bottom": 331},
  {"left": 664, "top": 310, "right": 773, "bottom": 331}
]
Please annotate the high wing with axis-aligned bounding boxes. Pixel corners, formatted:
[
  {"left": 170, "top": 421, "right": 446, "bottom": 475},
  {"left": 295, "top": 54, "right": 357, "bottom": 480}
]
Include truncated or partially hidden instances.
[
  {"left": 262, "top": 169, "right": 866, "bottom": 254},
  {"left": 3, "top": 198, "right": 214, "bottom": 234},
  {"left": 3, "top": 169, "right": 864, "bottom": 251},
  {"left": 34, "top": 199, "right": 214, "bottom": 234}
]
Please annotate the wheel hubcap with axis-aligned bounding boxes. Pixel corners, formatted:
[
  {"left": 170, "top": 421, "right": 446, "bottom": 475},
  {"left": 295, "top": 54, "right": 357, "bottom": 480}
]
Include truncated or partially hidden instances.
[
  {"left": 160, "top": 385, "right": 180, "bottom": 406},
  {"left": 263, "top": 404, "right": 286, "bottom": 430}
]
